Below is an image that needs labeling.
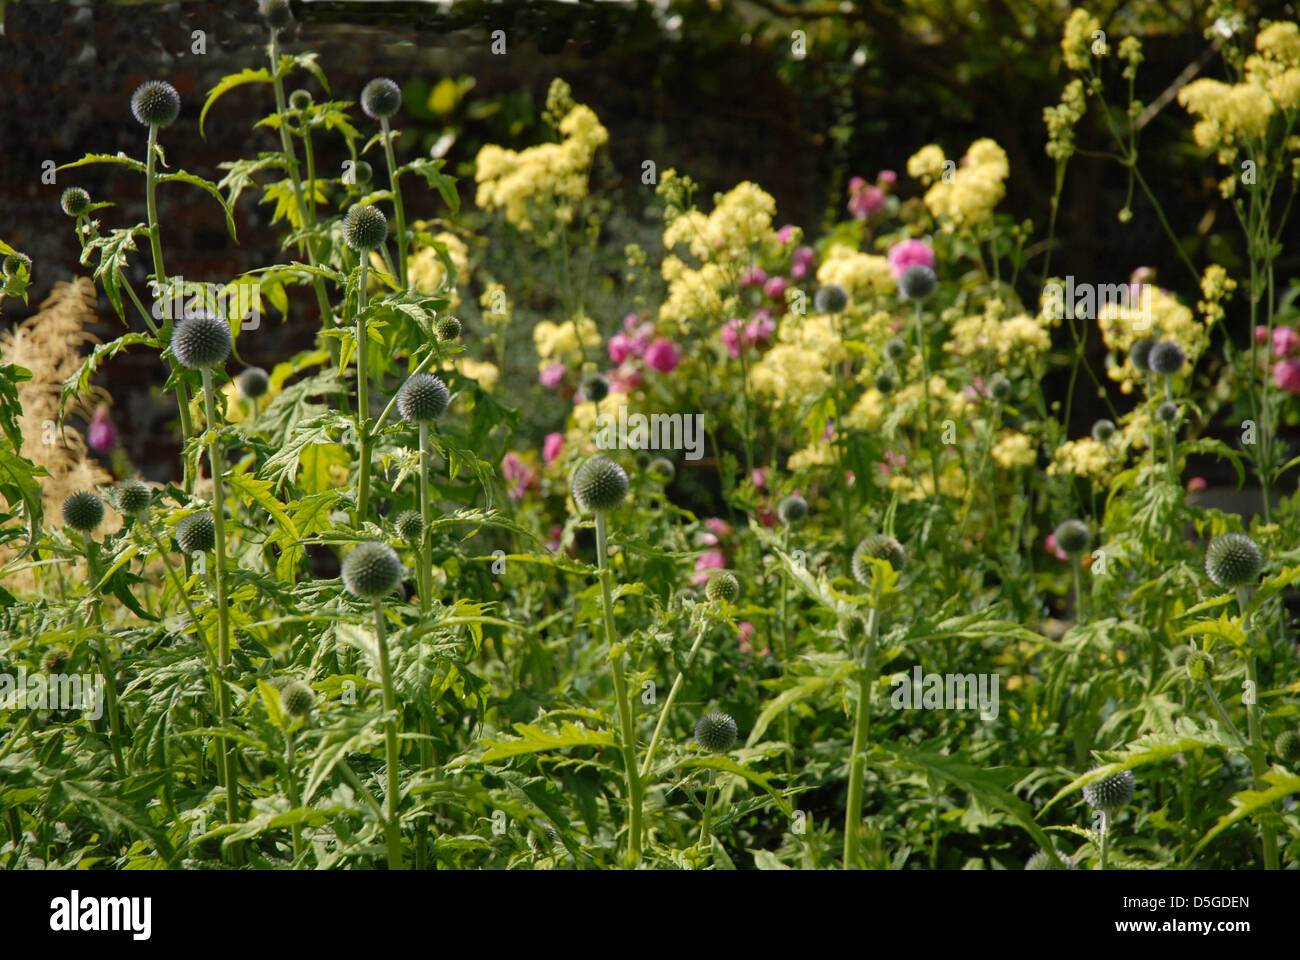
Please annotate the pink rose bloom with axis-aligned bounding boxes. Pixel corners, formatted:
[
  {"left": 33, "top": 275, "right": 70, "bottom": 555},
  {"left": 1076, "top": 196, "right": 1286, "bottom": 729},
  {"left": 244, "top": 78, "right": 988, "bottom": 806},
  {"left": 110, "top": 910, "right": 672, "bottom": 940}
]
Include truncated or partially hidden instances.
[
  {"left": 848, "top": 176, "right": 867, "bottom": 193},
  {"left": 721, "top": 320, "right": 742, "bottom": 358},
  {"left": 1273, "top": 326, "right": 1300, "bottom": 358},
  {"left": 848, "top": 184, "right": 885, "bottom": 220},
  {"left": 543, "top": 432, "right": 564, "bottom": 464},
  {"left": 751, "top": 467, "right": 766, "bottom": 490},
  {"left": 887, "top": 239, "right": 936, "bottom": 279},
  {"left": 763, "top": 275, "right": 788, "bottom": 300},
  {"left": 644, "top": 338, "right": 681, "bottom": 373},
  {"left": 692, "top": 550, "right": 727, "bottom": 585},
  {"left": 739, "top": 266, "right": 768, "bottom": 288},
  {"left": 608, "top": 332, "right": 637, "bottom": 364},
  {"left": 776, "top": 224, "right": 797, "bottom": 244},
  {"left": 88, "top": 404, "right": 117, "bottom": 453},
  {"left": 1187, "top": 476, "right": 1208, "bottom": 493},
  {"left": 745, "top": 313, "right": 776, "bottom": 349},
  {"left": 1255, "top": 325, "right": 1269, "bottom": 344},
  {"left": 699, "top": 531, "right": 719, "bottom": 546},
  {"left": 608, "top": 364, "right": 643, "bottom": 394},
  {"left": 877, "top": 169, "right": 897, "bottom": 186},
  {"left": 706, "top": 517, "right": 734, "bottom": 538},
  {"left": 1274, "top": 359, "right": 1300, "bottom": 394},
  {"left": 790, "top": 246, "right": 815, "bottom": 280},
  {"left": 1044, "top": 533, "right": 1068, "bottom": 562},
  {"left": 539, "top": 361, "right": 565, "bottom": 388},
  {"left": 502, "top": 452, "right": 533, "bottom": 501}
]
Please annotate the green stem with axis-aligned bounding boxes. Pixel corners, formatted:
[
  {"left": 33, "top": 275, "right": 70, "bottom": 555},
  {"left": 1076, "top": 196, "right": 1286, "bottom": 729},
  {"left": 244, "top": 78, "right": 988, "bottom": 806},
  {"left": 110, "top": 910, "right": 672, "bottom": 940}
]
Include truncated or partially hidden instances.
[
  {"left": 284, "top": 726, "right": 303, "bottom": 863},
  {"left": 914, "top": 300, "right": 941, "bottom": 501},
  {"left": 82, "top": 533, "right": 126, "bottom": 776},
  {"left": 843, "top": 582, "right": 880, "bottom": 869},
  {"left": 641, "top": 620, "right": 707, "bottom": 779},
  {"left": 418, "top": 423, "right": 431, "bottom": 614},
  {"left": 372, "top": 603, "right": 404, "bottom": 870},
  {"left": 595, "top": 510, "right": 643, "bottom": 866},
  {"left": 356, "top": 262, "right": 372, "bottom": 522},
  {"left": 698, "top": 770, "right": 717, "bottom": 848},
  {"left": 1099, "top": 810, "right": 1110, "bottom": 871},
  {"left": 380, "top": 117, "right": 408, "bottom": 290}
]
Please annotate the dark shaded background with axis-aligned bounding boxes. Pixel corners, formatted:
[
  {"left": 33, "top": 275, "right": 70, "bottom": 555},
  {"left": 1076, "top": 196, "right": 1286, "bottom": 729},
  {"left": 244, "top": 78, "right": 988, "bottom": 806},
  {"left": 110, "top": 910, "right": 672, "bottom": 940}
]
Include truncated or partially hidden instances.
[{"left": 1, "top": 0, "right": 1292, "bottom": 483}]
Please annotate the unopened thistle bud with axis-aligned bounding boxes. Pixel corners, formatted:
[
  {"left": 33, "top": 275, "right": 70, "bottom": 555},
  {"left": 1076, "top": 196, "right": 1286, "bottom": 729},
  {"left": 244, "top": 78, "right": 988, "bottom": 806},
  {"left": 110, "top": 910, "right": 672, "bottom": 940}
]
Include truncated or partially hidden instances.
[
  {"left": 342, "top": 204, "right": 388, "bottom": 251},
  {"left": 1204, "top": 532, "right": 1263, "bottom": 589},
  {"left": 694, "top": 711, "right": 738, "bottom": 753},
  {"left": 259, "top": 0, "right": 293, "bottom": 32},
  {"left": 238, "top": 366, "right": 270, "bottom": 400},
  {"left": 62, "top": 491, "right": 104, "bottom": 532},
  {"left": 341, "top": 541, "right": 402, "bottom": 599},
  {"left": 280, "top": 680, "right": 316, "bottom": 718},
  {"left": 852, "top": 534, "right": 906, "bottom": 585},
  {"left": 814, "top": 284, "right": 848, "bottom": 314},
  {"left": 171, "top": 313, "right": 232, "bottom": 370},
  {"left": 1148, "top": 340, "right": 1185, "bottom": 376},
  {"left": 777, "top": 493, "right": 808, "bottom": 524},
  {"left": 883, "top": 336, "right": 907, "bottom": 362},
  {"left": 706, "top": 570, "right": 739, "bottom": 604},
  {"left": 176, "top": 511, "right": 216, "bottom": 554},
  {"left": 131, "top": 80, "right": 181, "bottom": 128},
  {"left": 60, "top": 187, "right": 91, "bottom": 217},
  {"left": 360, "top": 77, "right": 402, "bottom": 120},
  {"left": 394, "top": 509, "right": 424, "bottom": 543},
  {"left": 435, "top": 316, "right": 462, "bottom": 342},
  {"left": 1274, "top": 730, "right": 1300, "bottom": 764},
  {"left": 898, "top": 265, "right": 937, "bottom": 301},
  {"left": 1092, "top": 419, "right": 1116, "bottom": 442},
  {"left": 571, "top": 457, "right": 628, "bottom": 513},
  {"left": 396, "top": 373, "right": 451, "bottom": 423},
  {"left": 115, "top": 478, "right": 151, "bottom": 517},
  {"left": 579, "top": 373, "right": 609, "bottom": 404},
  {"left": 1053, "top": 519, "right": 1091, "bottom": 557},
  {"left": 1082, "top": 768, "right": 1135, "bottom": 814}
]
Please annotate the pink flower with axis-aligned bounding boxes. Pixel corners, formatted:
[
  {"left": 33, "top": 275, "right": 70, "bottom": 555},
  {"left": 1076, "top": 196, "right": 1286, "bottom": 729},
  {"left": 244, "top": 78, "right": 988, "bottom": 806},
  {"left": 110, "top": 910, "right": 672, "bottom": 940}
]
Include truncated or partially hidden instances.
[
  {"left": 1044, "top": 533, "right": 1068, "bottom": 562},
  {"left": 821, "top": 418, "right": 835, "bottom": 442},
  {"left": 608, "top": 332, "right": 637, "bottom": 364},
  {"left": 607, "top": 364, "right": 643, "bottom": 394},
  {"left": 1255, "top": 325, "right": 1270, "bottom": 344},
  {"left": 1187, "top": 476, "right": 1208, "bottom": 493},
  {"left": 746, "top": 313, "right": 776, "bottom": 350},
  {"left": 1275, "top": 359, "right": 1300, "bottom": 394},
  {"left": 740, "top": 266, "right": 768, "bottom": 288},
  {"left": 776, "top": 224, "right": 797, "bottom": 245},
  {"left": 880, "top": 449, "right": 906, "bottom": 476},
  {"left": 751, "top": 467, "right": 767, "bottom": 490},
  {"left": 644, "top": 338, "right": 681, "bottom": 373},
  {"left": 706, "top": 517, "right": 734, "bottom": 538},
  {"left": 546, "top": 524, "right": 564, "bottom": 553},
  {"left": 539, "top": 361, "right": 566, "bottom": 388},
  {"left": 502, "top": 452, "right": 534, "bottom": 502},
  {"left": 790, "top": 245, "right": 815, "bottom": 280},
  {"left": 877, "top": 169, "right": 898, "bottom": 186},
  {"left": 763, "top": 275, "right": 788, "bottom": 300},
  {"left": 692, "top": 551, "right": 727, "bottom": 585},
  {"left": 1130, "top": 266, "right": 1156, "bottom": 285},
  {"left": 848, "top": 176, "right": 866, "bottom": 193},
  {"left": 700, "top": 531, "right": 719, "bottom": 546},
  {"left": 848, "top": 184, "right": 886, "bottom": 220},
  {"left": 887, "top": 239, "right": 935, "bottom": 279},
  {"left": 1274, "top": 326, "right": 1300, "bottom": 359},
  {"left": 738, "top": 622, "right": 770, "bottom": 659},
  {"left": 543, "top": 432, "right": 564, "bottom": 464},
  {"left": 87, "top": 404, "right": 117, "bottom": 453}
]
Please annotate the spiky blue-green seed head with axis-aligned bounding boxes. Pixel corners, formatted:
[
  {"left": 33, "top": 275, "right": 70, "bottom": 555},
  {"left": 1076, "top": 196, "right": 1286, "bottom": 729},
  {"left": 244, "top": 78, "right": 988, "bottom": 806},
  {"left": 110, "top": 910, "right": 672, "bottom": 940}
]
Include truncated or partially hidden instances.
[
  {"left": 341, "top": 540, "right": 402, "bottom": 600},
  {"left": 777, "top": 493, "right": 808, "bottom": 525},
  {"left": 115, "top": 478, "right": 151, "bottom": 517},
  {"left": 171, "top": 313, "right": 231, "bottom": 370},
  {"left": 883, "top": 336, "right": 907, "bottom": 362},
  {"left": 1025, "top": 848, "right": 1075, "bottom": 870},
  {"left": 435, "top": 316, "right": 462, "bottom": 342},
  {"left": 394, "top": 509, "right": 424, "bottom": 543},
  {"left": 352, "top": 160, "right": 373, "bottom": 185},
  {"left": 1186, "top": 649, "right": 1214, "bottom": 681},
  {"left": 705, "top": 570, "right": 739, "bottom": 604},
  {"left": 852, "top": 534, "right": 906, "bottom": 585},
  {"left": 1156, "top": 400, "right": 1178, "bottom": 424},
  {"left": 1092, "top": 419, "right": 1116, "bottom": 442},
  {"left": 1275, "top": 730, "right": 1300, "bottom": 764},
  {"left": 41, "top": 647, "right": 71, "bottom": 674},
  {"left": 648, "top": 457, "right": 675, "bottom": 481},
  {"left": 60, "top": 187, "right": 91, "bottom": 218},
  {"left": 176, "top": 511, "right": 216, "bottom": 554},
  {"left": 988, "top": 373, "right": 1012, "bottom": 401},
  {"left": 580, "top": 373, "right": 609, "bottom": 404},
  {"left": 62, "top": 490, "right": 104, "bottom": 532},
  {"left": 814, "top": 284, "right": 848, "bottom": 314},
  {"left": 898, "top": 265, "right": 937, "bottom": 301},
  {"left": 289, "top": 89, "right": 312, "bottom": 112},
  {"left": 1148, "top": 340, "right": 1185, "bottom": 376},
  {"left": 571, "top": 457, "right": 628, "bottom": 513},
  {"left": 1129, "top": 337, "right": 1156, "bottom": 373},
  {"left": 280, "top": 680, "right": 315, "bottom": 718},
  {"left": 342, "top": 204, "right": 387, "bottom": 251},
  {"left": 1053, "top": 519, "right": 1091, "bottom": 557},
  {"left": 874, "top": 369, "right": 896, "bottom": 394},
  {"left": 360, "top": 77, "right": 402, "bottom": 120},
  {"left": 694, "top": 711, "right": 738, "bottom": 753},
  {"left": 396, "top": 373, "right": 451, "bottom": 423},
  {"left": 238, "top": 366, "right": 270, "bottom": 400},
  {"left": 1082, "top": 768, "right": 1135, "bottom": 813},
  {"left": 259, "top": 0, "right": 293, "bottom": 31},
  {"left": 3, "top": 253, "right": 30, "bottom": 278},
  {"left": 1205, "top": 532, "right": 1263, "bottom": 589},
  {"left": 131, "top": 80, "right": 180, "bottom": 128}
]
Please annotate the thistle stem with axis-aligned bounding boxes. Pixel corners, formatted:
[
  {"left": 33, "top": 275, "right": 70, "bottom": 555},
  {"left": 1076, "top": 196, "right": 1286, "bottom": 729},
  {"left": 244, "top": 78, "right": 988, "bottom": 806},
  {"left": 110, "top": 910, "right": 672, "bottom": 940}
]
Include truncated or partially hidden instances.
[
  {"left": 698, "top": 769, "right": 717, "bottom": 847},
  {"left": 1099, "top": 811, "right": 1110, "bottom": 871},
  {"left": 641, "top": 620, "right": 707, "bottom": 779},
  {"left": 843, "top": 580, "right": 880, "bottom": 869},
  {"left": 83, "top": 532, "right": 126, "bottom": 777},
  {"left": 356, "top": 261, "right": 372, "bottom": 522},
  {"left": 594, "top": 510, "right": 643, "bottom": 866},
  {"left": 1237, "top": 587, "right": 1279, "bottom": 870},
  {"left": 284, "top": 726, "right": 303, "bottom": 863},
  {"left": 914, "top": 300, "right": 941, "bottom": 502},
  {"left": 372, "top": 602, "right": 404, "bottom": 870},
  {"left": 380, "top": 117, "right": 408, "bottom": 289},
  {"left": 418, "top": 423, "right": 431, "bottom": 614}
]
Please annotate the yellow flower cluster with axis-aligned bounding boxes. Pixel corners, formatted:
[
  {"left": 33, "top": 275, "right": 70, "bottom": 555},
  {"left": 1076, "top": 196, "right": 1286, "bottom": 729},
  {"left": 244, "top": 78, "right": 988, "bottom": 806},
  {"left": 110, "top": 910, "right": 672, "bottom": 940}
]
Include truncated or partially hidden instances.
[
  {"left": 533, "top": 316, "right": 602, "bottom": 367},
  {"left": 572, "top": 388, "right": 631, "bottom": 433},
  {"left": 908, "top": 139, "right": 1009, "bottom": 232},
  {"left": 787, "top": 440, "right": 835, "bottom": 473},
  {"left": 658, "top": 258, "right": 730, "bottom": 331},
  {"left": 887, "top": 463, "right": 967, "bottom": 501},
  {"left": 1061, "top": 9, "right": 1102, "bottom": 71},
  {"left": 1044, "top": 79, "right": 1086, "bottom": 162},
  {"left": 777, "top": 313, "right": 847, "bottom": 365},
  {"left": 454, "top": 357, "right": 500, "bottom": 392},
  {"left": 946, "top": 298, "right": 1051, "bottom": 364},
  {"left": 662, "top": 182, "right": 778, "bottom": 262},
  {"left": 474, "top": 102, "right": 608, "bottom": 230},
  {"left": 992, "top": 429, "right": 1037, "bottom": 470},
  {"left": 369, "top": 231, "right": 472, "bottom": 305},
  {"left": 750, "top": 344, "right": 833, "bottom": 410},
  {"left": 844, "top": 375, "right": 968, "bottom": 432},
  {"left": 1198, "top": 263, "right": 1236, "bottom": 326},
  {"left": 1046, "top": 436, "right": 1116, "bottom": 480},
  {"left": 815, "top": 246, "right": 895, "bottom": 300},
  {"left": 1096, "top": 285, "right": 1204, "bottom": 393}
]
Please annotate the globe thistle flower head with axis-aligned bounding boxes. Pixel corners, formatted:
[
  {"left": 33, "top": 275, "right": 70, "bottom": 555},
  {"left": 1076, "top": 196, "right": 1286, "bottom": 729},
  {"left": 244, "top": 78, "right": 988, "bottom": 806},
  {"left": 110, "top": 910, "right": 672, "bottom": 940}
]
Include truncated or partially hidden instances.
[
  {"left": 898, "top": 265, "right": 937, "bottom": 301},
  {"left": 705, "top": 570, "right": 739, "bottom": 604},
  {"left": 634, "top": 450, "right": 652, "bottom": 470},
  {"left": 397, "top": 373, "right": 451, "bottom": 423},
  {"left": 1168, "top": 643, "right": 1193, "bottom": 669},
  {"left": 1275, "top": 730, "right": 1300, "bottom": 764},
  {"left": 777, "top": 493, "right": 808, "bottom": 525},
  {"left": 1129, "top": 337, "right": 1156, "bottom": 373},
  {"left": 360, "top": 77, "right": 402, "bottom": 119},
  {"left": 694, "top": 711, "right": 738, "bottom": 753},
  {"left": 852, "top": 534, "right": 906, "bottom": 584},
  {"left": 648, "top": 457, "right": 675, "bottom": 481},
  {"left": 341, "top": 541, "right": 402, "bottom": 600},
  {"left": 342, "top": 204, "right": 387, "bottom": 251},
  {"left": 259, "top": 0, "right": 293, "bottom": 32},
  {"left": 238, "top": 366, "right": 270, "bottom": 400},
  {"left": 41, "top": 647, "right": 71, "bottom": 674},
  {"left": 60, "top": 187, "right": 91, "bottom": 218},
  {"left": 1186, "top": 649, "right": 1214, "bottom": 682},
  {"left": 1082, "top": 767, "right": 1135, "bottom": 813},
  {"left": 171, "top": 313, "right": 232, "bottom": 370},
  {"left": 571, "top": 457, "right": 628, "bottom": 513},
  {"left": 289, "top": 89, "right": 312, "bottom": 112},
  {"left": 1148, "top": 340, "right": 1185, "bottom": 376},
  {"left": 131, "top": 80, "right": 181, "bottom": 128},
  {"left": 988, "top": 373, "right": 1012, "bottom": 401},
  {"left": 280, "top": 680, "right": 315, "bottom": 719},
  {"left": 115, "top": 478, "right": 151, "bottom": 517},
  {"left": 176, "top": 511, "right": 216, "bottom": 554},
  {"left": 435, "top": 316, "right": 462, "bottom": 342},
  {"left": 394, "top": 509, "right": 424, "bottom": 543},
  {"left": 1205, "top": 532, "right": 1263, "bottom": 589},
  {"left": 579, "top": 372, "right": 609, "bottom": 404},
  {"left": 1156, "top": 400, "right": 1178, "bottom": 424},
  {"left": 874, "top": 369, "right": 896, "bottom": 394},
  {"left": 1091, "top": 419, "right": 1116, "bottom": 442},
  {"left": 352, "top": 160, "right": 374, "bottom": 185},
  {"left": 883, "top": 336, "right": 907, "bottom": 362},
  {"left": 814, "top": 284, "right": 848, "bottom": 314},
  {"left": 3, "top": 253, "right": 31, "bottom": 278},
  {"left": 1052, "top": 519, "right": 1091, "bottom": 557},
  {"left": 62, "top": 490, "right": 104, "bottom": 532}
]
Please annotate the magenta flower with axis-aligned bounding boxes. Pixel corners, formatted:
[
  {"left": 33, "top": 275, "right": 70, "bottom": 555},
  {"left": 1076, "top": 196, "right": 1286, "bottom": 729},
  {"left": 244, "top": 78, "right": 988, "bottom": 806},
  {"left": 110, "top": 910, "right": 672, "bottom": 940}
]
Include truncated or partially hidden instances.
[
  {"left": 1255, "top": 325, "right": 1269, "bottom": 344},
  {"left": 706, "top": 517, "right": 733, "bottom": 538},
  {"left": 87, "top": 404, "right": 117, "bottom": 453},
  {"left": 1187, "top": 476, "right": 1208, "bottom": 493},
  {"left": 887, "top": 239, "right": 936, "bottom": 279},
  {"left": 751, "top": 467, "right": 766, "bottom": 490},
  {"left": 1044, "top": 533, "right": 1068, "bottom": 562},
  {"left": 608, "top": 364, "right": 643, "bottom": 393},
  {"left": 776, "top": 224, "right": 797, "bottom": 245},
  {"left": 644, "top": 338, "right": 681, "bottom": 373},
  {"left": 539, "top": 361, "right": 566, "bottom": 388},
  {"left": 1273, "top": 326, "right": 1300, "bottom": 359},
  {"left": 848, "top": 183, "right": 886, "bottom": 220},
  {"left": 608, "top": 332, "right": 637, "bottom": 364},
  {"left": 721, "top": 319, "right": 743, "bottom": 358},
  {"left": 790, "top": 245, "right": 815, "bottom": 280},
  {"left": 746, "top": 313, "right": 776, "bottom": 349},
  {"left": 692, "top": 550, "right": 727, "bottom": 585},
  {"left": 1275, "top": 359, "right": 1300, "bottom": 394},
  {"left": 763, "top": 275, "right": 788, "bottom": 300},
  {"left": 502, "top": 452, "right": 533, "bottom": 501},
  {"left": 543, "top": 432, "right": 564, "bottom": 464},
  {"left": 739, "top": 266, "right": 768, "bottom": 288},
  {"left": 546, "top": 524, "right": 564, "bottom": 553},
  {"left": 877, "top": 169, "right": 898, "bottom": 186}
]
